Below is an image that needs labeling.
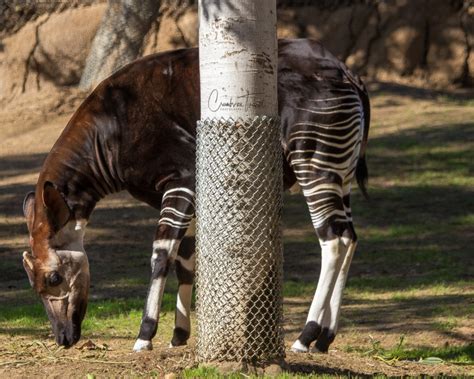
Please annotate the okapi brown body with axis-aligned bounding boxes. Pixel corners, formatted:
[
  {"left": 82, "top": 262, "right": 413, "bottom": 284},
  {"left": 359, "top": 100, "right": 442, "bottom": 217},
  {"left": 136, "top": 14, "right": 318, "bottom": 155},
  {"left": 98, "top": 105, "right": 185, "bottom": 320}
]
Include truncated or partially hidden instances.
[{"left": 23, "top": 39, "right": 370, "bottom": 351}]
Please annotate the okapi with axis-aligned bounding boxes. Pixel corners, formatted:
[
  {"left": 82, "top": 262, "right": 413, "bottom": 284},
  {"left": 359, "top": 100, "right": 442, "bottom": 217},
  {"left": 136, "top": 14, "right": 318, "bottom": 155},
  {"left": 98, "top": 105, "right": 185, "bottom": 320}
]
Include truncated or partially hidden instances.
[{"left": 22, "top": 38, "right": 370, "bottom": 352}]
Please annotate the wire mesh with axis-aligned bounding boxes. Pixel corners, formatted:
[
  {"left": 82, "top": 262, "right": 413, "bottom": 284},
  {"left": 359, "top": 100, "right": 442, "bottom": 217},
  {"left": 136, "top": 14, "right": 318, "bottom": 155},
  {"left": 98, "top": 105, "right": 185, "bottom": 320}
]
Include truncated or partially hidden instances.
[{"left": 195, "top": 116, "right": 284, "bottom": 363}]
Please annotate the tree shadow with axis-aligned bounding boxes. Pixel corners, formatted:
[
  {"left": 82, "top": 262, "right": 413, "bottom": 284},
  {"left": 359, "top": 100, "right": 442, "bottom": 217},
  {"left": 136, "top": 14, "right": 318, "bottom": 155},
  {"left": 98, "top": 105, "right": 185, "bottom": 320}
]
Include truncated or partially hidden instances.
[
  {"left": 368, "top": 82, "right": 474, "bottom": 103},
  {"left": 0, "top": 153, "right": 45, "bottom": 181}
]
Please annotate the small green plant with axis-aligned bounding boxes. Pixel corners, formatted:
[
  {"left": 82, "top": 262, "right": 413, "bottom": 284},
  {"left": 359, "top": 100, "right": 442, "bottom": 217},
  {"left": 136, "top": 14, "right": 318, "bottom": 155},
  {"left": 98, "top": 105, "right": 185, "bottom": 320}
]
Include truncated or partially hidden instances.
[
  {"left": 362, "top": 334, "right": 407, "bottom": 364},
  {"left": 360, "top": 335, "right": 473, "bottom": 365}
]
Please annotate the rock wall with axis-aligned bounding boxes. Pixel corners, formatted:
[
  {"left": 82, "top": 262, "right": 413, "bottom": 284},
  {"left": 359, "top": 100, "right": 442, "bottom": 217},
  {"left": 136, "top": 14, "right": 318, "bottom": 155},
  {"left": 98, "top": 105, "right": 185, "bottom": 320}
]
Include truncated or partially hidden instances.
[
  {"left": 122, "top": 0, "right": 474, "bottom": 88},
  {"left": 0, "top": 4, "right": 106, "bottom": 102},
  {"left": 276, "top": 0, "right": 472, "bottom": 87},
  {"left": 0, "top": 0, "right": 472, "bottom": 102}
]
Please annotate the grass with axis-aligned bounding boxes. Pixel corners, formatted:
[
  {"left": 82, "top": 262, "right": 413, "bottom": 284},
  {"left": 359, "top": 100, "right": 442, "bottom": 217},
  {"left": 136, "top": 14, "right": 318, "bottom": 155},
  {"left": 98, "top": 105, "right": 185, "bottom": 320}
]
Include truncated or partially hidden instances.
[
  {"left": 183, "top": 367, "right": 240, "bottom": 379},
  {"left": 0, "top": 295, "right": 178, "bottom": 339},
  {"left": 346, "top": 336, "right": 474, "bottom": 365},
  {"left": 182, "top": 366, "right": 365, "bottom": 379}
]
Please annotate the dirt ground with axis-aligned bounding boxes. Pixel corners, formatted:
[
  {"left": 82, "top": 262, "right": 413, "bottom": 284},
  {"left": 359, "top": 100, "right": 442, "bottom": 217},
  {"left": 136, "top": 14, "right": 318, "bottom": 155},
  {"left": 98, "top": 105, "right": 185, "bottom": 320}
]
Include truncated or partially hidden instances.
[{"left": 1, "top": 84, "right": 473, "bottom": 377}]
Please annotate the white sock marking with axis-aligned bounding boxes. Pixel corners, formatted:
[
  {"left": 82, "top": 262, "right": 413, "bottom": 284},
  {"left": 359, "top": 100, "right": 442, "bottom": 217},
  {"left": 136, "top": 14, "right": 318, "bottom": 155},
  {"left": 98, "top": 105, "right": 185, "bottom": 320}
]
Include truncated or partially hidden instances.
[
  {"left": 133, "top": 338, "right": 152, "bottom": 352},
  {"left": 306, "top": 238, "right": 343, "bottom": 324},
  {"left": 147, "top": 239, "right": 181, "bottom": 320},
  {"left": 291, "top": 339, "right": 309, "bottom": 353}
]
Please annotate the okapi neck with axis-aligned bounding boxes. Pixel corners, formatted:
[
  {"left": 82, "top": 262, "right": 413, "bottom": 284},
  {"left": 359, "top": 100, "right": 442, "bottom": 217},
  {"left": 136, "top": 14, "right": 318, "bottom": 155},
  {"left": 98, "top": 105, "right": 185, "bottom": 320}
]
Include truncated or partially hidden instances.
[{"left": 38, "top": 119, "right": 125, "bottom": 221}]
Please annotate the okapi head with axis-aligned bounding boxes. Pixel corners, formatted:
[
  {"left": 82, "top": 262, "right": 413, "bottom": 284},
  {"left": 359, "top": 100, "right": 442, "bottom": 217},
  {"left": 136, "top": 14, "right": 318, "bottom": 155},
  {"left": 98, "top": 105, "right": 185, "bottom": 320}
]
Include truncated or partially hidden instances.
[{"left": 22, "top": 181, "right": 89, "bottom": 347}]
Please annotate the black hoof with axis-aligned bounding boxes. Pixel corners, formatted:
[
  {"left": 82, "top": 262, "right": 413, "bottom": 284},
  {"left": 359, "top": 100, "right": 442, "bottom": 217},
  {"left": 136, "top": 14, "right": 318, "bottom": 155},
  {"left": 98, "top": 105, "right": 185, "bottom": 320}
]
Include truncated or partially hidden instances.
[
  {"left": 296, "top": 321, "right": 322, "bottom": 348},
  {"left": 313, "top": 327, "right": 335, "bottom": 353},
  {"left": 170, "top": 327, "right": 190, "bottom": 347}
]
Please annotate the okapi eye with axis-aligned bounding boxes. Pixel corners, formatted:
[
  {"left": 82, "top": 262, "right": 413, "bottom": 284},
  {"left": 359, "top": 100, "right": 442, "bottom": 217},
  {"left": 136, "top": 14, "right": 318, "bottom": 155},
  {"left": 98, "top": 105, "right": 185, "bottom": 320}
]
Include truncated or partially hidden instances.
[{"left": 48, "top": 271, "right": 63, "bottom": 287}]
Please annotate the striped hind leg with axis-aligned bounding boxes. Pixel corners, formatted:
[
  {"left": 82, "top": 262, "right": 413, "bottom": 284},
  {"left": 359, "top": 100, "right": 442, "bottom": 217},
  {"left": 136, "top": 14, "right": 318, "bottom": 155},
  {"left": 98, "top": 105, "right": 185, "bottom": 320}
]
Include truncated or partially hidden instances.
[
  {"left": 313, "top": 187, "right": 357, "bottom": 352},
  {"left": 171, "top": 229, "right": 196, "bottom": 347},
  {"left": 133, "top": 184, "right": 195, "bottom": 352},
  {"left": 291, "top": 179, "right": 357, "bottom": 353},
  {"left": 287, "top": 88, "right": 363, "bottom": 353}
]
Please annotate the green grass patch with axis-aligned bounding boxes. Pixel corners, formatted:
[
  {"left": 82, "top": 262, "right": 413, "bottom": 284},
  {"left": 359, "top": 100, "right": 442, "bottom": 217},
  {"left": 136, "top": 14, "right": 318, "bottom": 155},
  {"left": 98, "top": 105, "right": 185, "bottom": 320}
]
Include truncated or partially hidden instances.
[
  {"left": 432, "top": 319, "right": 459, "bottom": 332},
  {"left": 350, "top": 336, "right": 474, "bottom": 365},
  {"left": 0, "top": 302, "right": 46, "bottom": 329},
  {"left": 182, "top": 366, "right": 365, "bottom": 379},
  {"left": 82, "top": 295, "right": 177, "bottom": 340},
  {"left": 0, "top": 294, "right": 177, "bottom": 337},
  {"left": 182, "top": 366, "right": 229, "bottom": 379},
  {"left": 283, "top": 280, "right": 315, "bottom": 298}
]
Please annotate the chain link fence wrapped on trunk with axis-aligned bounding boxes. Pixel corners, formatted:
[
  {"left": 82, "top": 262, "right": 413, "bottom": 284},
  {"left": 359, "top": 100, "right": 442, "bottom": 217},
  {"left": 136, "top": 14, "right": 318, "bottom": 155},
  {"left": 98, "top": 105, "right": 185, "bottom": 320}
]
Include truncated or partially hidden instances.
[{"left": 195, "top": 116, "right": 284, "bottom": 363}]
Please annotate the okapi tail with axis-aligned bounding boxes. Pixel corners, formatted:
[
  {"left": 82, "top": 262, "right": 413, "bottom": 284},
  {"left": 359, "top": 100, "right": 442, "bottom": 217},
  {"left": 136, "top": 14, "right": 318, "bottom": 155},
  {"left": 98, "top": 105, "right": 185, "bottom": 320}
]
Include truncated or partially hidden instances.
[
  {"left": 336, "top": 58, "right": 370, "bottom": 200},
  {"left": 356, "top": 156, "right": 369, "bottom": 200},
  {"left": 356, "top": 83, "right": 371, "bottom": 200}
]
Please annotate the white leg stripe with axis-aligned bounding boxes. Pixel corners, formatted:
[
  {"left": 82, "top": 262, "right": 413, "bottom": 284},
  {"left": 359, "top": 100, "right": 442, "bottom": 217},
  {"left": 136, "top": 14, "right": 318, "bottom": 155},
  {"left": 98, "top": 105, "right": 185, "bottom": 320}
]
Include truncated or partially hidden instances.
[
  {"left": 160, "top": 207, "right": 194, "bottom": 218},
  {"left": 308, "top": 94, "right": 359, "bottom": 102},
  {"left": 326, "top": 240, "right": 356, "bottom": 332},
  {"left": 161, "top": 195, "right": 195, "bottom": 204},
  {"left": 177, "top": 294, "right": 187, "bottom": 318},
  {"left": 175, "top": 284, "right": 193, "bottom": 336},
  {"left": 304, "top": 101, "right": 361, "bottom": 110},
  {"left": 176, "top": 286, "right": 192, "bottom": 319},
  {"left": 296, "top": 105, "right": 361, "bottom": 115},
  {"left": 163, "top": 187, "right": 195, "bottom": 198},
  {"left": 292, "top": 113, "right": 360, "bottom": 129},
  {"left": 158, "top": 217, "right": 192, "bottom": 228},
  {"left": 306, "top": 238, "right": 342, "bottom": 324},
  {"left": 159, "top": 221, "right": 190, "bottom": 229},
  {"left": 151, "top": 239, "right": 180, "bottom": 259},
  {"left": 289, "top": 126, "right": 359, "bottom": 141},
  {"left": 146, "top": 278, "right": 165, "bottom": 320}
]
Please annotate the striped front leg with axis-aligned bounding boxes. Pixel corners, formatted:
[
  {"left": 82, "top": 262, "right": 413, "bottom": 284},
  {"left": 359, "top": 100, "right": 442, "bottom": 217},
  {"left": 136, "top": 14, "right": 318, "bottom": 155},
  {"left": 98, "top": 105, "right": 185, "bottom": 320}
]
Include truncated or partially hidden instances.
[{"left": 133, "top": 186, "right": 195, "bottom": 352}]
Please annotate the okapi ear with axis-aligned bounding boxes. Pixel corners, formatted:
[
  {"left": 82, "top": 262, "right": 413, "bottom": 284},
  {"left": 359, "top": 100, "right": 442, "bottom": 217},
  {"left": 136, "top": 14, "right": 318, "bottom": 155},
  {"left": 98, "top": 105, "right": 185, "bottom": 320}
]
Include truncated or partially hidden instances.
[
  {"left": 42, "top": 181, "right": 71, "bottom": 232},
  {"left": 23, "top": 192, "right": 35, "bottom": 232},
  {"left": 22, "top": 251, "right": 36, "bottom": 287}
]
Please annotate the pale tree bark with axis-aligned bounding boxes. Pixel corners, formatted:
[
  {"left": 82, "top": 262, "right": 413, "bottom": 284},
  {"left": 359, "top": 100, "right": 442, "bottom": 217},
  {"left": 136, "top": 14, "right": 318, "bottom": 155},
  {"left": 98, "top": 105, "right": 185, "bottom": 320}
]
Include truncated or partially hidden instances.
[
  {"left": 199, "top": 0, "right": 277, "bottom": 119},
  {"left": 196, "top": 0, "right": 283, "bottom": 364},
  {"left": 79, "top": 0, "right": 160, "bottom": 90}
]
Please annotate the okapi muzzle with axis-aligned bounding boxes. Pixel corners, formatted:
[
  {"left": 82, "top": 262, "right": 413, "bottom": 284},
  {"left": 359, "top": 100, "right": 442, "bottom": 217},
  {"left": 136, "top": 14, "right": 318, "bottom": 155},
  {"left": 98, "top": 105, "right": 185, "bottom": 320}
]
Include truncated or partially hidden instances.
[{"left": 23, "top": 182, "right": 90, "bottom": 347}]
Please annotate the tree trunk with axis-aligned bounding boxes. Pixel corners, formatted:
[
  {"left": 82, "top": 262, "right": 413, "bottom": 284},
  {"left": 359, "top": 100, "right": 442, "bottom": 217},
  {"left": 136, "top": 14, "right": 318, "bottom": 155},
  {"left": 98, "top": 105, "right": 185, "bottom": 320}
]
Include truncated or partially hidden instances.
[
  {"left": 79, "top": 0, "right": 160, "bottom": 90},
  {"left": 196, "top": 0, "right": 283, "bottom": 364}
]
